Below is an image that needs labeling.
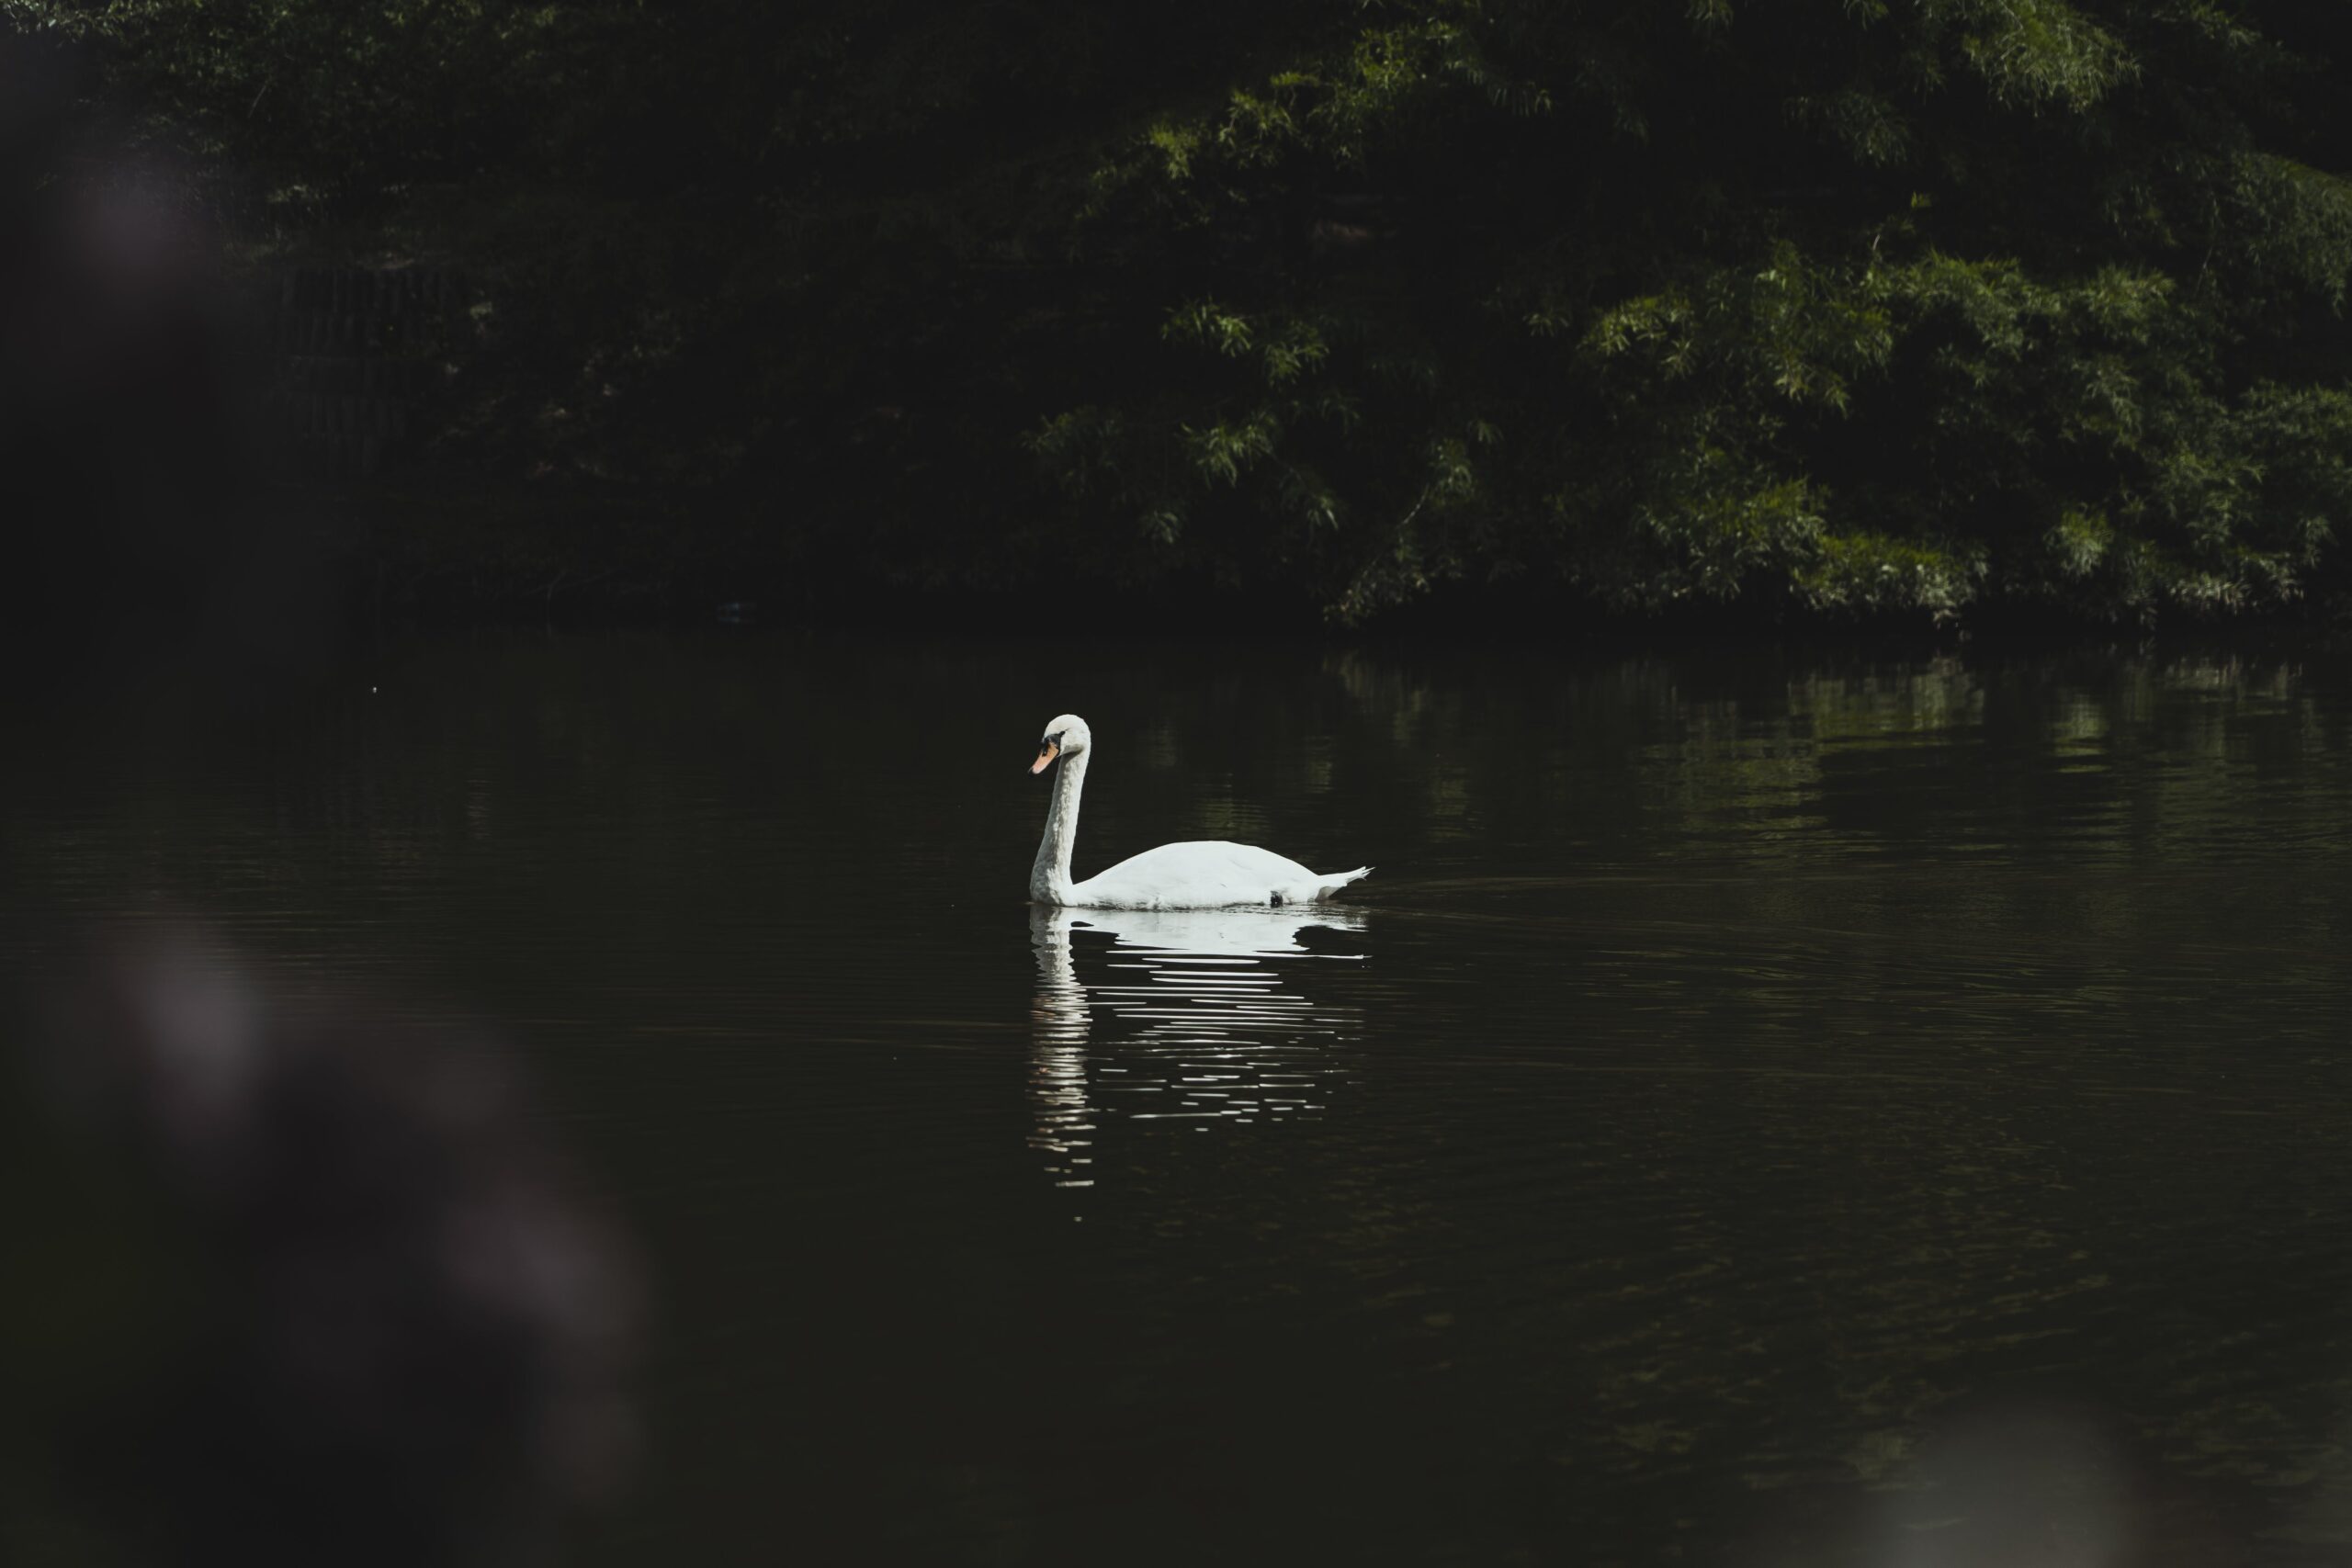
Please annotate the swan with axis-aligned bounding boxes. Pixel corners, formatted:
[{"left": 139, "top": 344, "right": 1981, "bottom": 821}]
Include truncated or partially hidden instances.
[{"left": 1027, "top": 714, "right": 1370, "bottom": 909}]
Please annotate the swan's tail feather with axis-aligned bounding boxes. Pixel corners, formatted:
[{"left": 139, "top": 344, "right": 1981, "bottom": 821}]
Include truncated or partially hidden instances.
[{"left": 1316, "top": 866, "right": 1373, "bottom": 897}]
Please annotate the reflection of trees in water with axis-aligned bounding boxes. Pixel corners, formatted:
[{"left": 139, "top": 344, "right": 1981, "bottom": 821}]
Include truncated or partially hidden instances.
[
  {"left": 1320, "top": 646, "right": 2346, "bottom": 859},
  {"left": 11, "top": 642, "right": 2341, "bottom": 937},
  {"left": 1026, "top": 906, "right": 1366, "bottom": 1194}
]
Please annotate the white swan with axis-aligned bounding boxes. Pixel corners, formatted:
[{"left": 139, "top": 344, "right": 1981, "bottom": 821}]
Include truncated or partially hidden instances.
[{"left": 1027, "top": 714, "right": 1371, "bottom": 909}]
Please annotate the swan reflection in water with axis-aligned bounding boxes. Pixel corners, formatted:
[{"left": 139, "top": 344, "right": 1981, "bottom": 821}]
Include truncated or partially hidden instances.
[{"left": 1028, "top": 904, "right": 1367, "bottom": 1191}]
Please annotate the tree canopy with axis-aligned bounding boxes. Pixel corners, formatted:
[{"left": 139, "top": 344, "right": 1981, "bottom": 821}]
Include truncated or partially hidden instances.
[{"left": 12, "top": 0, "right": 2352, "bottom": 624}]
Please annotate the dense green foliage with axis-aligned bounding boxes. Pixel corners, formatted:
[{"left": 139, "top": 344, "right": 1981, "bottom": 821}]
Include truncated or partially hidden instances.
[{"left": 15, "top": 0, "right": 2352, "bottom": 622}]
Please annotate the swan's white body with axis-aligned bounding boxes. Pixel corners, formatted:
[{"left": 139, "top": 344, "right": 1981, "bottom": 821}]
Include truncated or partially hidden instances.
[{"left": 1028, "top": 715, "right": 1370, "bottom": 910}]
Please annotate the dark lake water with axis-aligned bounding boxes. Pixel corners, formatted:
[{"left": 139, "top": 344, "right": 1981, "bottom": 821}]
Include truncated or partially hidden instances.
[{"left": 6, "top": 632, "right": 2351, "bottom": 1564}]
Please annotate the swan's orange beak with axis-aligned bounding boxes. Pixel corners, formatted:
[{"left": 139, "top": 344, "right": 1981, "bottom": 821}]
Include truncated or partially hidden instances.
[{"left": 1031, "top": 740, "right": 1059, "bottom": 775}]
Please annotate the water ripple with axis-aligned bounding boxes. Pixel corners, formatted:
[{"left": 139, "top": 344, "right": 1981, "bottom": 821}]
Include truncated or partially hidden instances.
[{"left": 1027, "top": 906, "right": 1365, "bottom": 1194}]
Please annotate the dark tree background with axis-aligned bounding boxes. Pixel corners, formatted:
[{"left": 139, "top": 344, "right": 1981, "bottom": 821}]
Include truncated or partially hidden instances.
[{"left": 10, "top": 0, "right": 2352, "bottom": 626}]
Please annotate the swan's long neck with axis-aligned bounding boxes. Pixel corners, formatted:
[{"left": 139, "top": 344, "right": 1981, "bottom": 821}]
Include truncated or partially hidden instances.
[{"left": 1029, "top": 749, "right": 1088, "bottom": 904}]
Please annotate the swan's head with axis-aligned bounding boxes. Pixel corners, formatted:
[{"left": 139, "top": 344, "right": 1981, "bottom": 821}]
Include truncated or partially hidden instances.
[{"left": 1031, "top": 714, "right": 1090, "bottom": 775}]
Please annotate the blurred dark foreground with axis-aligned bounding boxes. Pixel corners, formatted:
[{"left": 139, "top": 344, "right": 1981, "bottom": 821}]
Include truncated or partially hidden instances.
[
  {"left": 0, "top": 924, "right": 640, "bottom": 1567},
  {"left": 0, "top": 32, "right": 354, "bottom": 692}
]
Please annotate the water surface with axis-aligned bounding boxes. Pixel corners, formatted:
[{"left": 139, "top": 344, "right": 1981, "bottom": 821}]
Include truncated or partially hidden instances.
[{"left": 6, "top": 634, "right": 2350, "bottom": 1564}]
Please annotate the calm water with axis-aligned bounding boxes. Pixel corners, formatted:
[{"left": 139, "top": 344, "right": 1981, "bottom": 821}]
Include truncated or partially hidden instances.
[{"left": 6, "top": 632, "right": 2352, "bottom": 1564}]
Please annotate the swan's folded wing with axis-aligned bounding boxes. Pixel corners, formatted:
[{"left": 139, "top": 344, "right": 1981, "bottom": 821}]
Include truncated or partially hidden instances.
[{"left": 1073, "top": 840, "right": 1325, "bottom": 908}]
